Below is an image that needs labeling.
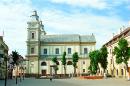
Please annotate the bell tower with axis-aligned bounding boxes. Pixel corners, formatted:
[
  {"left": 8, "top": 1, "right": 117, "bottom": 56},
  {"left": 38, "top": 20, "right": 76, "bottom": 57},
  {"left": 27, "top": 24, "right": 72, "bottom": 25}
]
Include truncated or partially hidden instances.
[
  {"left": 27, "top": 10, "right": 40, "bottom": 41},
  {"left": 26, "top": 10, "right": 46, "bottom": 76},
  {"left": 26, "top": 10, "right": 41, "bottom": 56}
]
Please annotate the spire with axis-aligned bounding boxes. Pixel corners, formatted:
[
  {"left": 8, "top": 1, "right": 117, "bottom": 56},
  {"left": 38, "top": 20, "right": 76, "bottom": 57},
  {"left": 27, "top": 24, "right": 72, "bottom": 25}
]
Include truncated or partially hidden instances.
[
  {"left": 32, "top": 10, "right": 38, "bottom": 16},
  {"left": 30, "top": 10, "right": 39, "bottom": 21},
  {"left": 40, "top": 21, "right": 43, "bottom": 25},
  {"left": 40, "top": 20, "right": 46, "bottom": 35},
  {"left": 40, "top": 21, "right": 43, "bottom": 29}
]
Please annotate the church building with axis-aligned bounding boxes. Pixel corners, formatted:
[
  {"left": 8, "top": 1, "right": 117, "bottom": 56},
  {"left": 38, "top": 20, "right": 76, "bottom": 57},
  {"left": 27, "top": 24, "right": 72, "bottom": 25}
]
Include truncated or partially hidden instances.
[{"left": 26, "top": 11, "right": 96, "bottom": 77}]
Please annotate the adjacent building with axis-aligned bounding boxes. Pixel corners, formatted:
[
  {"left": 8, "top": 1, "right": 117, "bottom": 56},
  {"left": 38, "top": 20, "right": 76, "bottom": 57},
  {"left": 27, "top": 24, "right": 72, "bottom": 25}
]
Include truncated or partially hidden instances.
[
  {"left": 26, "top": 11, "right": 96, "bottom": 76},
  {"left": 105, "top": 28, "right": 130, "bottom": 78},
  {"left": 0, "top": 36, "right": 8, "bottom": 79}
]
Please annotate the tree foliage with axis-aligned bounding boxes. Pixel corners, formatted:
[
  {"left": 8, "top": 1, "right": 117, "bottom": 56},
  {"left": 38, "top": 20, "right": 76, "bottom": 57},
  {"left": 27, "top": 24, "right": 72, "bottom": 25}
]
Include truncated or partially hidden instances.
[
  {"left": 61, "top": 52, "right": 66, "bottom": 75},
  {"left": 61, "top": 52, "right": 66, "bottom": 65},
  {"left": 12, "top": 51, "right": 19, "bottom": 66},
  {"left": 89, "top": 50, "right": 101, "bottom": 74},
  {"left": 11, "top": 50, "right": 20, "bottom": 84},
  {"left": 89, "top": 45, "right": 108, "bottom": 75},
  {"left": 113, "top": 38, "right": 130, "bottom": 72},
  {"left": 99, "top": 45, "right": 108, "bottom": 72},
  {"left": 72, "top": 52, "right": 79, "bottom": 75},
  {"left": 52, "top": 57, "right": 58, "bottom": 64},
  {"left": 52, "top": 56, "right": 59, "bottom": 73}
]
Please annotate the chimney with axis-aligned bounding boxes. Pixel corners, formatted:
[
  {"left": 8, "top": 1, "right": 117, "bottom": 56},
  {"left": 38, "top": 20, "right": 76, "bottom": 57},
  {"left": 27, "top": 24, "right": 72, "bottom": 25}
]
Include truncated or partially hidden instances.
[
  {"left": 40, "top": 21, "right": 42, "bottom": 25},
  {"left": 112, "top": 33, "right": 114, "bottom": 38},
  {"left": 120, "top": 28, "right": 122, "bottom": 33},
  {"left": 122, "top": 26, "right": 125, "bottom": 31}
]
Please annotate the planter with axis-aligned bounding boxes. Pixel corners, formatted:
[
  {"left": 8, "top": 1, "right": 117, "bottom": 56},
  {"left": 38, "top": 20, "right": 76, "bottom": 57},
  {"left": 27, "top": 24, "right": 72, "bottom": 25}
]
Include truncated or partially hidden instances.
[{"left": 80, "top": 76, "right": 104, "bottom": 79}]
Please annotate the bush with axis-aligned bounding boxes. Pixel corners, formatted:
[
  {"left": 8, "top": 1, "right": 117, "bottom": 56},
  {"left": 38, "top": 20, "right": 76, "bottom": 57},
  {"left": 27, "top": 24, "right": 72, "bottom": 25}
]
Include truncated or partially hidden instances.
[
  {"left": 81, "top": 73, "right": 90, "bottom": 76},
  {"left": 106, "top": 74, "right": 112, "bottom": 77},
  {"left": 82, "top": 76, "right": 103, "bottom": 79}
]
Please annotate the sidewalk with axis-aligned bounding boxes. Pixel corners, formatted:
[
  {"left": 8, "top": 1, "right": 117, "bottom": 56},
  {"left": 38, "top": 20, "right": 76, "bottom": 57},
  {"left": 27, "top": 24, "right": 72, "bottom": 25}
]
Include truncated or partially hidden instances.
[{"left": 0, "top": 78, "right": 25, "bottom": 86}]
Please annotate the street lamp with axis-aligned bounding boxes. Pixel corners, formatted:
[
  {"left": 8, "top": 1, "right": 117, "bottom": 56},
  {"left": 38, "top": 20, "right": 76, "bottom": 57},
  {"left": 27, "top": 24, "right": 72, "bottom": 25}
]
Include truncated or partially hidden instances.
[{"left": 8, "top": 55, "right": 14, "bottom": 79}]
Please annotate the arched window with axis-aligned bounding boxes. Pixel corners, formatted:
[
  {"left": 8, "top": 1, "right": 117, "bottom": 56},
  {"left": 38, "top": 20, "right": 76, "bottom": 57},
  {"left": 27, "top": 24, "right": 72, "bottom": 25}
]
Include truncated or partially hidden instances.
[
  {"left": 41, "top": 62, "right": 47, "bottom": 66},
  {"left": 67, "top": 61, "right": 72, "bottom": 65},
  {"left": 121, "top": 69, "right": 123, "bottom": 75},
  {"left": 117, "top": 69, "right": 118, "bottom": 75},
  {"left": 31, "top": 47, "right": 35, "bottom": 54},
  {"left": 31, "top": 32, "right": 35, "bottom": 39}
]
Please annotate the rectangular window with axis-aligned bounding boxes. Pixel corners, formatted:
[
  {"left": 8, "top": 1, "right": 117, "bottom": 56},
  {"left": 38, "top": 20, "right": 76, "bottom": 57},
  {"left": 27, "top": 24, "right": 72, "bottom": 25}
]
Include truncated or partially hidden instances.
[
  {"left": 111, "top": 59, "right": 112, "bottom": 64},
  {"left": 117, "top": 69, "right": 118, "bottom": 75},
  {"left": 84, "top": 48, "right": 88, "bottom": 54},
  {"left": 121, "top": 69, "right": 123, "bottom": 75},
  {"left": 31, "top": 32, "right": 35, "bottom": 39},
  {"left": 55, "top": 48, "right": 59, "bottom": 54},
  {"left": 31, "top": 48, "right": 34, "bottom": 54},
  {"left": 68, "top": 48, "right": 71, "bottom": 54},
  {"left": 43, "top": 48, "right": 47, "bottom": 54},
  {"left": 83, "top": 61, "right": 85, "bottom": 64}
]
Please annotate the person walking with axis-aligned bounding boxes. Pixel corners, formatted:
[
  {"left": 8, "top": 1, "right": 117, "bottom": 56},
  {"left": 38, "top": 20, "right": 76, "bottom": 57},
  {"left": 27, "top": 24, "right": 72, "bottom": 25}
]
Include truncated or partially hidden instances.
[{"left": 50, "top": 76, "right": 52, "bottom": 82}]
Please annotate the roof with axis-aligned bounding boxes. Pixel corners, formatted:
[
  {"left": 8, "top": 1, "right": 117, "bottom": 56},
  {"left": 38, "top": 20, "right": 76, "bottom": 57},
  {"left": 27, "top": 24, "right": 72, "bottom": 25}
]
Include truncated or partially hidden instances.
[
  {"left": 0, "top": 36, "right": 9, "bottom": 50},
  {"left": 104, "top": 27, "right": 130, "bottom": 46},
  {"left": 41, "top": 34, "right": 96, "bottom": 43}
]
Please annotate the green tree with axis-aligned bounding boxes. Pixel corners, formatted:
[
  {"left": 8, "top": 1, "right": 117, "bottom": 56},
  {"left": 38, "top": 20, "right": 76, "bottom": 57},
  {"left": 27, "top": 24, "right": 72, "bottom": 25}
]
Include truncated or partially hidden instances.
[
  {"left": 12, "top": 51, "right": 19, "bottom": 84},
  {"left": 61, "top": 52, "right": 66, "bottom": 76},
  {"left": 99, "top": 45, "right": 108, "bottom": 74},
  {"left": 72, "top": 52, "right": 79, "bottom": 76},
  {"left": 113, "top": 38, "right": 130, "bottom": 80},
  {"left": 88, "top": 50, "right": 100, "bottom": 74},
  {"left": 52, "top": 57, "right": 59, "bottom": 75}
]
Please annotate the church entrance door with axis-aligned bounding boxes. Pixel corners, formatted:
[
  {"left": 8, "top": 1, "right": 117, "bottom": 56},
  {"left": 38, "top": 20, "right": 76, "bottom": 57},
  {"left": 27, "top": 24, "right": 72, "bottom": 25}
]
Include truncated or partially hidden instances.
[{"left": 41, "top": 70, "right": 46, "bottom": 76}]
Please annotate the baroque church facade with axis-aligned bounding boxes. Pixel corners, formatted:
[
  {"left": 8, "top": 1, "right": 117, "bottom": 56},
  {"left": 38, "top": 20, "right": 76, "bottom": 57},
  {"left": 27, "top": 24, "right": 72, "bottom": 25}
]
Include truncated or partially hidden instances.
[{"left": 26, "top": 11, "right": 96, "bottom": 76}]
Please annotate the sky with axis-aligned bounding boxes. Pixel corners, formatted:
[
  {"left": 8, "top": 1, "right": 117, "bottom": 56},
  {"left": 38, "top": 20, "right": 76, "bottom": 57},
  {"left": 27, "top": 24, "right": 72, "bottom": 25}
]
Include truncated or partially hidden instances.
[{"left": 0, "top": 0, "right": 130, "bottom": 56}]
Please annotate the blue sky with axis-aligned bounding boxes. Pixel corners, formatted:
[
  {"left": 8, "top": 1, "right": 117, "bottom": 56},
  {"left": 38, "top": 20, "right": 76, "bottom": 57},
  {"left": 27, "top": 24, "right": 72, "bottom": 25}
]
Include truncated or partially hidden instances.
[{"left": 0, "top": 0, "right": 130, "bottom": 56}]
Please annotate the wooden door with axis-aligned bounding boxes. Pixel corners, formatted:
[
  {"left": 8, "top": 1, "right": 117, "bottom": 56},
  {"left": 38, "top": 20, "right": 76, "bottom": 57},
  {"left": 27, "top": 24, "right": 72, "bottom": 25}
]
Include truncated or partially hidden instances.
[
  {"left": 41, "top": 70, "right": 46, "bottom": 76},
  {"left": 129, "top": 67, "right": 130, "bottom": 76}
]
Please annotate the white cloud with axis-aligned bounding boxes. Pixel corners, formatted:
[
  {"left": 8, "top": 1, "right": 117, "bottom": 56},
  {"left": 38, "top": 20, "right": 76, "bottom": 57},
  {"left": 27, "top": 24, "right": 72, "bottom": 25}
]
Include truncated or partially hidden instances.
[
  {"left": 51, "top": 0, "right": 108, "bottom": 10},
  {"left": 40, "top": 9, "right": 128, "bottom": 49},
  {"left": 0, "top": 0, "right": 33, "bottom": 56},
  {"left": 0, "top": 0, "right": 129, "bottom": 57}
]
